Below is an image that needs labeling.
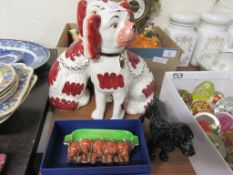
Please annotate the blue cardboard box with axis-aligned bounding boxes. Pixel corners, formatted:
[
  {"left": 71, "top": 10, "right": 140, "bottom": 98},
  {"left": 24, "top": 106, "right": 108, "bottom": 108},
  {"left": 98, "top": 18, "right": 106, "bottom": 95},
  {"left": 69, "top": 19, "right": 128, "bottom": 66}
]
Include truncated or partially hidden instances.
[
  {"left": 40, "top": 120, "right": 151, "bottom": 175},
  {"left": 128, "top": 27, "right": 181, "bottom": 90}
]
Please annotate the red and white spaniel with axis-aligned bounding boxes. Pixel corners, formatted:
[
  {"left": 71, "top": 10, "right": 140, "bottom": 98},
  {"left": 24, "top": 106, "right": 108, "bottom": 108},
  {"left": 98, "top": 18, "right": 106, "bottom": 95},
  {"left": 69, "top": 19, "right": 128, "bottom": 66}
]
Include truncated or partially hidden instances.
[{"left": 48, "top": 0, "right": 154, "bottom": 119}]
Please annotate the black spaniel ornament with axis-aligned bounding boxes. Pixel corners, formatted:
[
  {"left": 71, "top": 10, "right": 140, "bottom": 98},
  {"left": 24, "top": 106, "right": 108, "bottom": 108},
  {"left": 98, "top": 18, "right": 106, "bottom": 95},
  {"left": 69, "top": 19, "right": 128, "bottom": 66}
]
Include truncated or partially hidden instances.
[{"left": 141, "top": 97, "right": 195, "bottom": 161}]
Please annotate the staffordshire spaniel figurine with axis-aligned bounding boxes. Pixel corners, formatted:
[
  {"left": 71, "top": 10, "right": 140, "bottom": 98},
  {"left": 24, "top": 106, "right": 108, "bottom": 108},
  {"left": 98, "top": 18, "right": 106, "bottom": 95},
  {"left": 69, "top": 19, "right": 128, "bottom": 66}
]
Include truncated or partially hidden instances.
[{"left": 48, "top": 0, "right": 154, "bottom": 119}]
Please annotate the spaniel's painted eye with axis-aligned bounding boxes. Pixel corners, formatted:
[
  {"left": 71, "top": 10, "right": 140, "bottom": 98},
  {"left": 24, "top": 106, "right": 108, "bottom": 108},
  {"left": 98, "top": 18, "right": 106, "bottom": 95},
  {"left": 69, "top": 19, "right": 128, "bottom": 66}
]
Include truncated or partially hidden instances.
[
  {"left": 92, "top": 10, "right": 97, "bottom": 14},
  {"left": 111, "top": 23, "right": 118, "bottom": 29}
]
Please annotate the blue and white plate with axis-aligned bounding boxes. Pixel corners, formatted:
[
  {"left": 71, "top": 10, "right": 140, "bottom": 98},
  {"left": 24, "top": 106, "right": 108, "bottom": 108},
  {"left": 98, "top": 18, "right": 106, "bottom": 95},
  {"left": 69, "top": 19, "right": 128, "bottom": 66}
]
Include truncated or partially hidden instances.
[
  {"left": 0, "top": 111, "right": 13, "bottom": 124},
  {"left": 0, "top": 39, "right": 50, "bottom": 69},
  {"left": 0, "top": 63, "right": 16, "bottom": 94},
  {"left": 0, "top": 63, "right": 33, "bottom": 117}
]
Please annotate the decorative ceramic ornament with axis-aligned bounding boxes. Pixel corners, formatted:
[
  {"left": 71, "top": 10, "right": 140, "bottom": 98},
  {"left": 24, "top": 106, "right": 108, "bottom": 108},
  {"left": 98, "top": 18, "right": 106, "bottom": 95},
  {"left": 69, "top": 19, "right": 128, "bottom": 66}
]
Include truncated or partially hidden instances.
[
  {"left": 48, "top": 0, "right": 155, "bottom": 119},
  {"left": 211, "top": 91, "right": 224, "bottom": 107},
  {"left": 69, "top": 29, "right": 80, "bottom": 42},
  {"left": 64, "top": 128, "right": 139, "bottom": 164},
  {"left": 178, "top": 89, "right": 193, "bottom": 108},
  {"left": 194, "top": 112, "right": 220, "bottom": 133},
  {"left": 130, "top": 23, "right": 161, "bottom": 48},
  {"left": 216, "top": 97, "right": 233, "bottom": 115},
  {"left": 191, "top": 100, "right": 214, "bottom": 116},
  {"left": 141, "top": 97, "right": 195, "bottom": 161},
  {"left": 192, "top": 81, "right": 215, "bottom": 102},
  {"left": 216, "top": 112, "right": 233, "bottom": 133}
]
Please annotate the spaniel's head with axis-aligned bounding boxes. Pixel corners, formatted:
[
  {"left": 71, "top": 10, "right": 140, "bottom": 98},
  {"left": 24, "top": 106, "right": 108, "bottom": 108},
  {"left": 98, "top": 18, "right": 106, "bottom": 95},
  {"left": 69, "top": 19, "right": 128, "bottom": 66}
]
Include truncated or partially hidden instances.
[{"left": 77, "top": 0, "right": 136, "bottom": 59}]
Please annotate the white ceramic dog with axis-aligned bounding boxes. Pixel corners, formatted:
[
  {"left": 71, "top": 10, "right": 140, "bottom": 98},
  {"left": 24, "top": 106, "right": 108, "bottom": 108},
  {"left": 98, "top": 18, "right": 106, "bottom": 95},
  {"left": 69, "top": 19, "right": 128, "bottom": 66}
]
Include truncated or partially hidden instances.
[{"left": 48, "top": 0, "right": 154, "bottom": 119}]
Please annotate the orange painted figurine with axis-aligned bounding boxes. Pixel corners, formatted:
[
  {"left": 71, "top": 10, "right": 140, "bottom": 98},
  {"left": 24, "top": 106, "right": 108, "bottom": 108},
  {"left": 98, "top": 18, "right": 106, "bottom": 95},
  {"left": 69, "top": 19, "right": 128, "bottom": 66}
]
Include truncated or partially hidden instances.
[{"left": 130, "top": 23, "right": 161, "bottom": 48}]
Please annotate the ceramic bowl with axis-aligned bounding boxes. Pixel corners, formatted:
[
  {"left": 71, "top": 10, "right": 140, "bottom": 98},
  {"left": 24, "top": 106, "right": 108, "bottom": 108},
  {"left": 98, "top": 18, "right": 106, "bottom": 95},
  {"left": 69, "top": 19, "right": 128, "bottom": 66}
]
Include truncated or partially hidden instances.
[
  {"left": 194, "top": 112, "right": 221, "bottom": 133},
  {"left": 215, "top": 112, "right": 233, "bottom": 132},
  {"left": 196, "top": 49, "right": 233, "bottom": 71}
]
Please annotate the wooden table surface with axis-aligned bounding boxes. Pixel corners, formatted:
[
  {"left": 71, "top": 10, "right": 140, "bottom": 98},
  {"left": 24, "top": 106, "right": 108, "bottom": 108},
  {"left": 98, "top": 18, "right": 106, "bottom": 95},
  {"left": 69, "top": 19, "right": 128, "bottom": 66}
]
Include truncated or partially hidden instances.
[{"left": 53, "top": 94, "right": 196, "bottom": 175}]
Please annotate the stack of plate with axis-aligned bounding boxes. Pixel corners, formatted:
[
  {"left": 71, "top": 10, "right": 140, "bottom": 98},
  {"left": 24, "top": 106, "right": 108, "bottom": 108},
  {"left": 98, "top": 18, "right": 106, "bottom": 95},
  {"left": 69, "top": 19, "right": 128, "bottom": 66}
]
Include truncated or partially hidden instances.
[
  {"left": 0, "top": 64, "right": 18, "bottom": 104},
  {"left": 0, "top": 63, "right": 37, "bottom": 124}
]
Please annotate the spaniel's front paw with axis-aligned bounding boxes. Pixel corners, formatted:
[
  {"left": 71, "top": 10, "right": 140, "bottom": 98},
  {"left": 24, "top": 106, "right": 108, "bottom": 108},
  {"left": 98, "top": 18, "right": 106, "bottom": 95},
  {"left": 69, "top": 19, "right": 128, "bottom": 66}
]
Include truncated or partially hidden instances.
[
  {"left": 91, "top": 109, "right": 104, "bottom": 120},
  {"left": 111, "top": 110, "right": 125, "bottom": 120},
  {"left": 111, "top": 116, "right": 123, "bottom": 120}
]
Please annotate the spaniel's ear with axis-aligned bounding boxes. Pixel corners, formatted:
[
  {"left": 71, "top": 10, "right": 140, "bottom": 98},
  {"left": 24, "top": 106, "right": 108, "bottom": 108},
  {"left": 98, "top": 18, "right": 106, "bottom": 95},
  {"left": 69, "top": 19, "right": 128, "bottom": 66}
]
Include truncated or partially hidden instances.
[
  {"left": 119, "top": 1, "right": 130, "bottom": 10},
  {"left": 119, "top": 1, "right": 134, "bottom": 21},
  {"left": 83, "top": 14, "right": 102, "bottom": 59},
  {"left": 77, "top": 0, "right": 87, "bottom": 36}
]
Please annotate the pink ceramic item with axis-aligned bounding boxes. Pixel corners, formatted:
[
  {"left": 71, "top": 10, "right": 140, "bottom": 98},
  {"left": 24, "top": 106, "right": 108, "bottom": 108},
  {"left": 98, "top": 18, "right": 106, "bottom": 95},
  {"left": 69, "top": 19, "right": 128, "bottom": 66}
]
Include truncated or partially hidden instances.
[
  {"left": 0, "top": 153, "right": 6, "bottom": 172},
  {"left": 216, "top": 112, "right": 233, "bottom": 133},
  {"left": 48, "top": 0, "right": 154, "bottom": 119}
]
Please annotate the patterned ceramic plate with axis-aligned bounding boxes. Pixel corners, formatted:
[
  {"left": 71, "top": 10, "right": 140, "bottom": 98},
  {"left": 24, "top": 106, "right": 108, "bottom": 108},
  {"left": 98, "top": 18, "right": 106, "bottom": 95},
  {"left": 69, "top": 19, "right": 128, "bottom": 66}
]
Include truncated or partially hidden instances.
[
  {"left": 0, "top": 74, "right": 37, "bottom": 124},
  {"left": 0, "top": 112, "right": 13, "bottom": 124},
  {"left": 0, "top": 63, "right": 16, "bottom": 94},
  {"left": 0, "top": 39, "right": 50, "bottom": 69},
  {"left": 0, "top": 76, "right": 18, "bottom": 104},
  {"left": 0, "top": 74, "right": 17, "bottom": 96},
  {"left": 0, "top": 63, "right": 33, "bottom": 118},
  {"left": 21, "top": 74, "right": 37, "bottom": 102}
]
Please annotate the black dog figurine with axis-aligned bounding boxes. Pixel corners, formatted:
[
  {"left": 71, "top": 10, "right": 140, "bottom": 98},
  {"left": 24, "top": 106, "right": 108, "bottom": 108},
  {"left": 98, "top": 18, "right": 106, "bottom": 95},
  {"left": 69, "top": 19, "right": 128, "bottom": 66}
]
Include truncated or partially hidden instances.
[{"left": 141, "top": 97, "right": 195, "bottom": 161}]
